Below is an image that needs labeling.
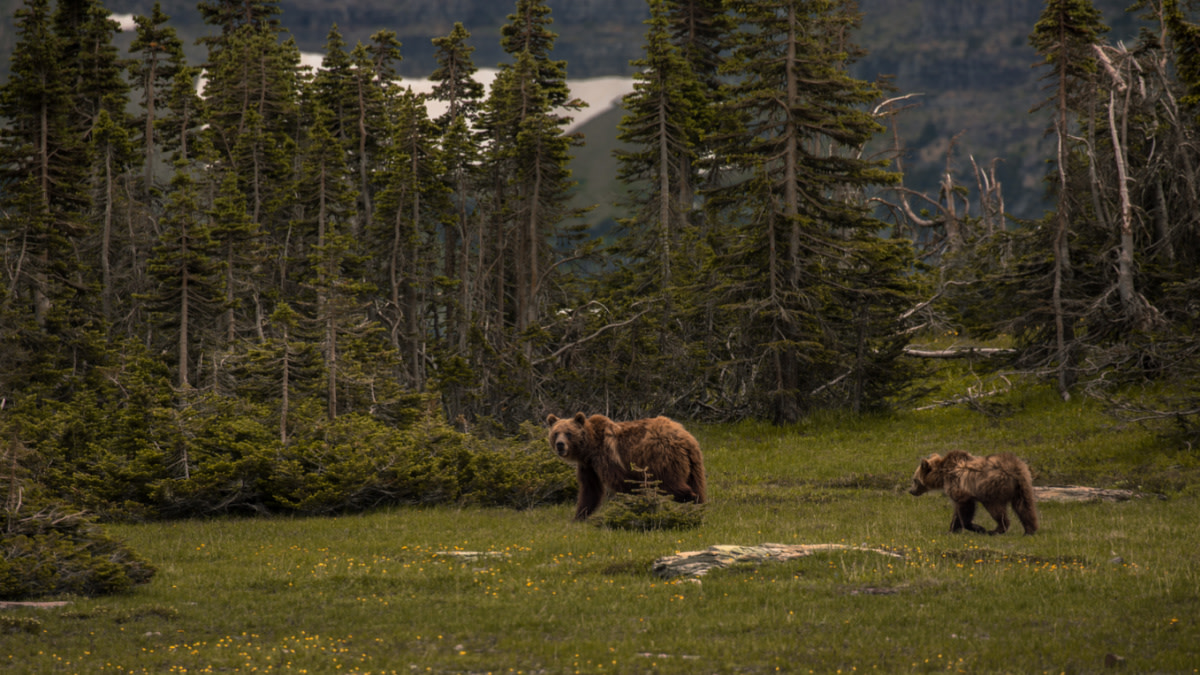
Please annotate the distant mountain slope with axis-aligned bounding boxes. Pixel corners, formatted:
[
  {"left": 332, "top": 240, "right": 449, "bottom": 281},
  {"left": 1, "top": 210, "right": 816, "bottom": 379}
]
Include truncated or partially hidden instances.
[{"left": 853, "top": 0, "right": 1139, "bottom": 218}]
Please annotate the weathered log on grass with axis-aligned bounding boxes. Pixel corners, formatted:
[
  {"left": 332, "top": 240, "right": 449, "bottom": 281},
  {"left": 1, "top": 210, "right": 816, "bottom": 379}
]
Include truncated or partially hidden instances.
[
  {"left": 652, "top": 543, "right": 903, "bottom": 579},
  {"left": 1033, "top": 486, "right": 1141, "bottom": 503}
]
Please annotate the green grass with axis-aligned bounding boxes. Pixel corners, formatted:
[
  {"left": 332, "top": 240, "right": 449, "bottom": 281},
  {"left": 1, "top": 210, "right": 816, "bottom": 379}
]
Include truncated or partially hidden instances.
[{"left": 4, "top": 386, "right": 1200, "bottom": 674}]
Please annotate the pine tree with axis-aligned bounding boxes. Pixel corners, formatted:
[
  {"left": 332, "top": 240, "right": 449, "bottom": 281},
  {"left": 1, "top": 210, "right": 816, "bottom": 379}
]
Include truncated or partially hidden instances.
[
  {"left": 614, "top": 0, "right": 709, "bottom": 293},
  {"left": 293, "top": 102, "right": 364, "bottom": 418},
  {"left": 90, "top": 109, "right": 136, "bottom": 326},
  {"left": 430, "top": 21, "right": 484, "bottom": 370},
  {"left": 128, "top": 2, "right": 186, "bottom": 199},
  {"left": 482, "top": 3, "right": 588, "bottom": 338},
  {"left": 54, "top": 0, "right": 130, "bottom": 142},
  {"left": 0, "top": 0, "right": 88, "bottom": 329},
  {"left": 1028, "top": 0, "right": 1108, "bottom": 399},
  {"left": 158, "top": 61, "right": 205, "bottom": 166},
  {"left": 710, "top": 0, "right": 907, "bottom": 423},
  {"left": 667, "top": 0, "right": 736, "bottom": 195},
  {"left": 198, "top": 0, "right": 300, "bottom": 246},
  {"left": 145, "top": 163, "right": 225, "bottom": 390},
  {"left": 431, "top": 22, "right": 485, "bottom": 128},
  {"left": 370, "top": 89, "right": 450, "bottom": 389},
  {"left": 311, "top": 25, "right": 354, "bottom": 144},
  {"left": 208, "top": 169, "right": 261, "bottom": 346},
  {"left": 499, "top": 0, "right": 571, "bottom": 108}
]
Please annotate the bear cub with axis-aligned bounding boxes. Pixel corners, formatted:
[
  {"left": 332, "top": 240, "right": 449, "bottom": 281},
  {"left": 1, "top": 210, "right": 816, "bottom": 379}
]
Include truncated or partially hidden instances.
[
  {"left": 546, "top": 412, "right": 707, "bottom": 520},
  {"left": 909, "top": 450, "right": 1039, "bottom": 535}
]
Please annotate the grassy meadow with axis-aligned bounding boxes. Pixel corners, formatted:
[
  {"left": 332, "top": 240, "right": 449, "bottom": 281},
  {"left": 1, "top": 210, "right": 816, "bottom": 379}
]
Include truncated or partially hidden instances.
[{"left": 4, "top": 386, "right": 1200, "bottom": 674}]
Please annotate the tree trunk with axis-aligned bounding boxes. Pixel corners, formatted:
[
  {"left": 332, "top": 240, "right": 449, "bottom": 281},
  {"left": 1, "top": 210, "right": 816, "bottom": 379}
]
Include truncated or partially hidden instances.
[{"left": 1107, "top": 87, "right": 1137, "bottom": 319}]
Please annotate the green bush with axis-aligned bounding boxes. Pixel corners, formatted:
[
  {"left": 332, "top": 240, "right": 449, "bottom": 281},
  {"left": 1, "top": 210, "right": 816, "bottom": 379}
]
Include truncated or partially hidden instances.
[
  {"left": 0, "top": 506, "right": 155, "bottom": 600},
  {"left": 459, "top": 421, "right": 576, "bottom": 509},
  {"left": 591, "top": 470, "right": 705, "bottom": 532}
]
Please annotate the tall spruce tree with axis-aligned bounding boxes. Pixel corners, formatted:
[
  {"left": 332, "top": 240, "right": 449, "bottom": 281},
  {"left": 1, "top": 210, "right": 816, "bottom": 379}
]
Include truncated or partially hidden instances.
[
  {"left": 430, "top": 21, "right": 484, "bottom": 379},
  {"left": 198, "top": 0, "right": 299, "bottom": 275},
  {"left": 145, "top": 163, "right": 225, "bottom": 390},
  {"left": 485, "top": 1, "right": 587, "bottom": 335},
  {"left": 0, "top": 0, "right": 89, "bottom": 332},
  {"left": 614, "top": 0, "right": 709, "bottom": 294},
  {"left": 1028, "top": 0, "right": 1108, "bottom": 399},
  {"left": 369, "top": 88, "right": 450, "bottom": 389},
  {"left": 293, "top": 102, "right": 361, "bottom": 419},
  {"left": 128, "top": 2, "right": 185, "bottom": 199},
  {"left": 711, "top": 0, "right": 909, "bottom": 423}
]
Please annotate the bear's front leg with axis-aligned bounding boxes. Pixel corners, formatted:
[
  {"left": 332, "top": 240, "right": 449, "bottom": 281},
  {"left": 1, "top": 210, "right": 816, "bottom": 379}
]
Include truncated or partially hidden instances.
[
  {"left": 574, "top": 466, "right": 606, "bottom": 520},
  {"left": 951, "top": 500, "right": 987, "bottom": 534}
]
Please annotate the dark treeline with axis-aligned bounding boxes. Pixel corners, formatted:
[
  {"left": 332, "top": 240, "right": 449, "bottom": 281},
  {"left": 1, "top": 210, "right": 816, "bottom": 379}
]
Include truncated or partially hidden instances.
[{"left": 1, "top": 0, "right": 1198, "bottom": 521}]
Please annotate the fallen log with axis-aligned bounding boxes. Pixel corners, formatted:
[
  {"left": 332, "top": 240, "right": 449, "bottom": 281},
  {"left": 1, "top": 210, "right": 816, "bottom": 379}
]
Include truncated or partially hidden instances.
[
  {"left": 1033, "top": 486, "right": 1141, "bottom": 503},
  {"left": 0, "top": 601, "right": 71, "bottom": 609},
  {"left": 903, "top": 347, "right": 1016, "bottom": 359},
  {"left": 652, "top": 543, "right": 903, "bottom": 579}
]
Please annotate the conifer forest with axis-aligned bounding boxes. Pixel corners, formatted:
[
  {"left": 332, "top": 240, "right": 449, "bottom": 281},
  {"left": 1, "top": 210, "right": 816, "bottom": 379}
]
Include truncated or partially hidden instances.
[{"left": 2, "top": 0, "right": 1199, "bottom": 521}]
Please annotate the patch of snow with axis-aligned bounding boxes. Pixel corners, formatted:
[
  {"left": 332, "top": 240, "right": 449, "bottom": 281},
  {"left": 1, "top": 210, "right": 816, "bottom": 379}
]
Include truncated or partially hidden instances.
[{"left": 112, "top": 13, "right": 137, "bottom": 32}]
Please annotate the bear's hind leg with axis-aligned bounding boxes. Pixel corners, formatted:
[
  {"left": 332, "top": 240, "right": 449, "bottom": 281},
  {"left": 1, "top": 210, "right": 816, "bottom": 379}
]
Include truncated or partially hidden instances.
[
  {"left": 983, "top": 502, "right": 1011, "bottom": 535},
  {"left": 1012, "top": 495, "right": 1039, "bottom": 535}
]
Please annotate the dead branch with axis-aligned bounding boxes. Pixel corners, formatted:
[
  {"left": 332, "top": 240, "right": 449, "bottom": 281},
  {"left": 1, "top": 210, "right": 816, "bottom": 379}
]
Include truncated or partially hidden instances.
[
  {"left": 903, "top": 347, "right": 1016, "bottom": 359},
  {"left": 531, "top": 309, "right": 651, "bottom": 366}
]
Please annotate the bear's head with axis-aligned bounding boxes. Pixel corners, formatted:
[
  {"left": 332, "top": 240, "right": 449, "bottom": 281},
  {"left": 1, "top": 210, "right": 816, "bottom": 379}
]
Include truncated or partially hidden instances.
[
  {"left": 909, "top": 453, "right": 944, "bottom": 496},
  {"left": 546, "top": 412, "right": 597, "bottom": 464},
  {"left": 547, "top": 413, "right": 625, "bottom": 476}
]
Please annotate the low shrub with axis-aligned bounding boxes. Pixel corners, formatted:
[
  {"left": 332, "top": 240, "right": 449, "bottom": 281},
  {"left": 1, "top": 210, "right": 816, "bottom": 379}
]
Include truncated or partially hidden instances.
[
  {"left": 0, "top": 505, "right": 155, "bottom": 600},
  {"left": 591, "top": 470, "right": 705, "bottom": 531}
]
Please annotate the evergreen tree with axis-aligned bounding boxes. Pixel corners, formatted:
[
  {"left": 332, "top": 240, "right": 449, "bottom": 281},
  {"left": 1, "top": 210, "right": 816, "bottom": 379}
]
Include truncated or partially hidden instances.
[
  {"left": 1027, "top": 0, "right": 1108, "bottom": 399},
  {"left": 208, "top": 169, "right": 262, "bottom": 346},
  {"left": 482, "top": 3, "right": 588, "bottom": 340},
  {"left": 89, "top": 109, "right": 136, "bottom": 327},
  {"left": 0, "top": 0, "right": 88, "bottom": 330},
  {"left": 293, "top": 102, "right": 364, "bottom": 419},
  {"left": 431, "top": 22, "right": 485, "bottom": 128},
  {"left": 158, "top": 61, "right": 205, "bottom": 165},
  {"left": 499, "top": 0, "right": 571, "bottom": 108},
  {"left": 430, "top": 21, "right": 485, "bottom": 375},
  {"left": 667, "top": 0, "right": 736, "bottom": 196},
  {"left": 128, "top": 2, "right": 187, "bottom": 199},
  {"left": 614, "top": 0, "right": 709, "bottom": 293},
  {"left": 710, "top": 0, "right": 909, "bottom": 423},
  {"left": 198, "top": 0, "right": 300, "bottom": 252},
  {"left": 370, "top": 88, "right": 450, "bottom": 389},
  {"left": 145, "top": 163, "right": 225, "bottom": 390},
  {"left": 54, "top": 0, "right": 130, "bottom": 141},
  {"left": 311, "top": 25, "right": 355, "bottom": 144}
]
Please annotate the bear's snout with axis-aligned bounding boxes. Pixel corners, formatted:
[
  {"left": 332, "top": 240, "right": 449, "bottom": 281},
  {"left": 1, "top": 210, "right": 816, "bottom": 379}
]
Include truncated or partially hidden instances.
[{"left": 554, "top": 439, "right": 568, "bottom": 457}]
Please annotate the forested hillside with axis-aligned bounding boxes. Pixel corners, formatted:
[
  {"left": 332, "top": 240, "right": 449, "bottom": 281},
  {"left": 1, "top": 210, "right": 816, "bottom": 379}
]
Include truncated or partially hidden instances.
[
  {"left": 1, "top": 0, "right": 1142, "bottom": 218},
  {"left": 1, "top": 0, "right": 1199, "bottom": 524}
]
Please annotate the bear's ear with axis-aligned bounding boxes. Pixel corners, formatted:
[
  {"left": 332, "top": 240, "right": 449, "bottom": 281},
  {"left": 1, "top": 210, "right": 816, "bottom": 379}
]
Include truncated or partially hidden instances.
[
  {"left": 572, "top": 412, "right": 587, "bottom": 425},
  {"left": 546, "top": 414, "right": 559, "bottom": 426},
  {"left": 920, "top": 457, "right": 934, "bottom": 472}
]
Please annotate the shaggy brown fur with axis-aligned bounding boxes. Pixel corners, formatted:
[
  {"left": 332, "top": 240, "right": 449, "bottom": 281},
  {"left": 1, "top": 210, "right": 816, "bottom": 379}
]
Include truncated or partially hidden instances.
[
  {"left": 909, "top": 450, "right": 1039, "bottom": 535},
  {"left": 546, "top": 413, "right": 707, "bottom": 520}
]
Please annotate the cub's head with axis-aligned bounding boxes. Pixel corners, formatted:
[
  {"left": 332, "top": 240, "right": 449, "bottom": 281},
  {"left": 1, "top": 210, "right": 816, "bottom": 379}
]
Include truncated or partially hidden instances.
[
  {"left": 546, "top": 412, "right": 594, "bottom": 464},
  {"left": 909, "top": 454, "right": 944, "bottom": 496}
]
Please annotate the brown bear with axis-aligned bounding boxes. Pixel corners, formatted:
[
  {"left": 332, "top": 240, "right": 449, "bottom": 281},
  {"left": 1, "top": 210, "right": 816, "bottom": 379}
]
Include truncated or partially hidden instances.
[
  {"left": 546, "top": 412, "right": 707, "bottom": 520},
  {"left": 909, "top": 450, "right": 1039, "bottom": 535}
]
